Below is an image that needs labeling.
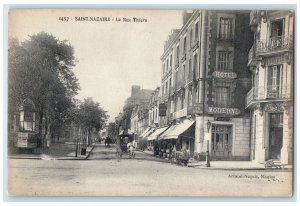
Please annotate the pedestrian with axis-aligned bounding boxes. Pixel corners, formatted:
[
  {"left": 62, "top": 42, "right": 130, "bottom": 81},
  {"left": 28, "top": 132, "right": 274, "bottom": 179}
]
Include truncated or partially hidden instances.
[{"left": 46, "top": 133, "right": 51, "bottom": 154}]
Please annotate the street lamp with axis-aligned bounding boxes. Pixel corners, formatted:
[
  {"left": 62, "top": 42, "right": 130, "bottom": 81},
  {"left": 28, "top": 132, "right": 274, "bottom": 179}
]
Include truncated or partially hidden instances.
[{"left": 206, "top": 120, "right": 211, "bottom": 133}]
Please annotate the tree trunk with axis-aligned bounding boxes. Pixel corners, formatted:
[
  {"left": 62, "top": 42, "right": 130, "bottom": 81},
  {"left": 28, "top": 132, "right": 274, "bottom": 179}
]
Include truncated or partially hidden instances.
[{"left": 38, "top": 109, "right": 44, "bottom": 148}]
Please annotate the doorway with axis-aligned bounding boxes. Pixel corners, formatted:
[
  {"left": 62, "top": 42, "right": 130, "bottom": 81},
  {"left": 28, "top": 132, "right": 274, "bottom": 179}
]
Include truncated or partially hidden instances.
[
  {"left": 268, "top": 113, "right": 283, "bottom": 160},
  {"left": 211, "top": 125, "right": 232, "bottom": 160}
]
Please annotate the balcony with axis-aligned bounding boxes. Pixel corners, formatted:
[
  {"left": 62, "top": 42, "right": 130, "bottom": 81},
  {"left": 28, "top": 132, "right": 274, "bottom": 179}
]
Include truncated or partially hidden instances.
[
  {"left": 246, "top": 85, "right": 290, "bottom": 108},
  {"left": 173, "top": 108, "right": 187, "bottom": 119},
  {"left": 247, "top": 45, "right": 262, "bottom": 67},
  {"left": 249, "top": 10, "right": 261, "bottom": 26},
  {"left": 256, "top": 35, "right": 293, "bottom": 56}
]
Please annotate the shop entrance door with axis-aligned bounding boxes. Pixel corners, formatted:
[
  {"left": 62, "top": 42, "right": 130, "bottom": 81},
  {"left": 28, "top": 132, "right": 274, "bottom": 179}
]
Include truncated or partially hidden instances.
[
  {"left": 268, "top": 113, "right": 283, "bottom": 160},
  {"left": 211, "top": 125, "right": 232, "bottom": 160}
]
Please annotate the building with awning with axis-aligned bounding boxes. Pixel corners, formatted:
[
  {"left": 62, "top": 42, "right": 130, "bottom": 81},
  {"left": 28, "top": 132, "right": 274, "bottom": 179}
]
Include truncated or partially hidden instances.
[
  {"left": 158, "top": 120, "right": 195, "bottom": 155},
  {"left": 140, "top": 127, "right": 151, "bottom": 138},
  {"left": 147, "top": 126, "right": 169, "bottom": 141},
  {"left": 160, "top": 120, "right": 195, "bottom": 140}
]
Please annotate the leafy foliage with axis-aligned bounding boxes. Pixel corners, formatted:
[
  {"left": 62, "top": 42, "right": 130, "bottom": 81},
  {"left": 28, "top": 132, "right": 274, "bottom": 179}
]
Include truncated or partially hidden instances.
[
  {"left": 69, "top": 98, "right": 109, "bottom": 133},
  {"left": 9, "top": 32, "right": 79, "bottom": 135}
]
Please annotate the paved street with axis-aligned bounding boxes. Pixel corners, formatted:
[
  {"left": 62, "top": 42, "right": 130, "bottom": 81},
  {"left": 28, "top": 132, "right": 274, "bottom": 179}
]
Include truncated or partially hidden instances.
[{"left": 7, "top": 143, "right": 292, "bottom": 197}]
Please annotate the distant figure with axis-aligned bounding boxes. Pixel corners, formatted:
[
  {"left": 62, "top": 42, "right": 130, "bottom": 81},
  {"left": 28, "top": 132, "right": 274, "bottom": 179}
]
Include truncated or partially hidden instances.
[{"left": 45, "top": 133, "right": 51, "bottom": 154}]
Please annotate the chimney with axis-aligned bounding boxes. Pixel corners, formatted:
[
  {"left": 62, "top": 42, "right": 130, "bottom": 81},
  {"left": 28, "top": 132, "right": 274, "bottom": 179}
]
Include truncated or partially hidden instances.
[{"left": 131, "top": 85, "right": 141, "bottom": 97}]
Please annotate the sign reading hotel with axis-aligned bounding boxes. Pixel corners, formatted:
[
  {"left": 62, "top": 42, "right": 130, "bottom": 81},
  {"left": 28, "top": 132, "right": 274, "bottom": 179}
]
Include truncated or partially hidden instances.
[
  {"left": 208, "top": 107, "right": 241, "bottom": 115},
  {"left": 212, "top": 71, "right": 237, "bottom": 79}
]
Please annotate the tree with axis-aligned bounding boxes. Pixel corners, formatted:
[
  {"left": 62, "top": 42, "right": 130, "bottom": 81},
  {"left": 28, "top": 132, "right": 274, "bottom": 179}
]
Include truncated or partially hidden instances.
[
  {"left": 107, "top": 122, "right": 117, "bottom": 141},
  {"left": 69, "top": 98, "right": 109, "bottom": 146},
  {"left": 8, "top": 32, "right": 79, "bottom": 141}
]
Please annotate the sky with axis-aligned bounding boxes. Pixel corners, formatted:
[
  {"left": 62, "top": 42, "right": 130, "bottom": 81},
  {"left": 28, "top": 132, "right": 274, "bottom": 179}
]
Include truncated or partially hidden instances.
[{"left": 9, "top": 9, "right": 183, "bottom": 122}]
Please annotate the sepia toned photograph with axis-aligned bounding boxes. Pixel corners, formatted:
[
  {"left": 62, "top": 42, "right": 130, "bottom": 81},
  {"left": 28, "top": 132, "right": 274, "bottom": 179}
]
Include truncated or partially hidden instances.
[{"left": 6, "top": 8, "right": 294, "bottom": 197}]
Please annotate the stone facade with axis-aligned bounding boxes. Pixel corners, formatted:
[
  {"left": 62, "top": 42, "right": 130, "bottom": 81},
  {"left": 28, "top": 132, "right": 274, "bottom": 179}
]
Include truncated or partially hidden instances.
[
  {"left": 246, "top": 10, "right": 294, "bottom": 164},
  {"left": 160, "top": 10, "right": 252, "bottom": 160}
]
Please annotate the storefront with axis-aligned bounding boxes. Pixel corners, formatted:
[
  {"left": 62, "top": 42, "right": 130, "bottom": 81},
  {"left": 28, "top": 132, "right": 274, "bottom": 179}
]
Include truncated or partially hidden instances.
[
  {"left": 199, "top": 116, "right": 250, "bottom": 161},
  {"left": 210, "top": 124, "right": 232, "bottom": 160},
  {"left": 146, "top": 127, "right": 168, "bottom": 152},
  {"left": 160, "top": 119, "right": 195, "bottom": 156}
]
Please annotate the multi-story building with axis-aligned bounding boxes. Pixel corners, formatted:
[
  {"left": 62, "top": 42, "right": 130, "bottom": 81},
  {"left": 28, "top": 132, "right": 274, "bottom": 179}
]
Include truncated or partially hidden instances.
[
  {"left": 130, "top": 102, "right": 150, "bottom": 142},
  {"left": 121, "top": 85, "right": 153, "bottom": 132},
  {"left": 145, "top": 87, "right": 170, "bottom": 149},
  {"left": 157, "top": 10, "right": 253, "bottom": 160},
  {"left": 246, "top": 10, "right": 294, "bottom": 164}
]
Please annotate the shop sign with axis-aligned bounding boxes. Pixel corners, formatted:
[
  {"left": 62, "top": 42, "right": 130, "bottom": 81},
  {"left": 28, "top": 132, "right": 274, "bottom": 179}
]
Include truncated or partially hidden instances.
[
  {"left": 208, "top": 107, "right": 240, "bottom": 115},
  {"left": 159, "top": 103, "right": 167, "bottom": 116},
  {"left": 212, "top": 71, "right": 237, "bottom": 79},
  {"left": 192, "top": 103, "right": 203, "bottom": 114}
]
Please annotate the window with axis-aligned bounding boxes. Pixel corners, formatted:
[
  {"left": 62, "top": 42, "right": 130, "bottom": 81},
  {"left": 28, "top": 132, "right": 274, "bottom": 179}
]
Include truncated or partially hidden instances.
[
  {"left": 189, "top": 88, "right": 193, "bottom": 107},
  {"left": 170, "top": 54, "right": 173, "bottom": 69},
  {"left": 267, "top": 65, "right": 282, "bottom": 97},
  {"left": 216, "top": 87, "right": 230, "bottom": 107},
  {"left": 163, "top": 63, "right": 165, "bottom": 74},
  {"left": 166, "top": 59, "right": 169, "bottom": 71},
  {"left": 169, "top": 78, "right": 172, "bottom": 93},
  {"left": 190, "top": 28, "right": 193, "bottom": 46},
  {"left": 183, "top": 64, "right": 186, "bottom": 83},
  {"left": 195, "top": 22, "right": 199, "bottom": 40},
  {"left": 181, "top": 90, "right": 185, "bottom": 109},
  {"left": 183, "top": 37, "right": 187, "bottom": 53},
  {"left": 176, "top": 45, "right": 179, "bottom": 61},
  {"left": 219, "top": 17, "right": 233, "bottom": 39},
  {"left": 193, "top": 54, "right": 198, "bottom": 79},
  {"left": 19, "top": 111, "right": 35, "bottom": 131},
  {"left": 175, "top": 70, "right": 179, "bottom": 88},
  {"left": 271, "top": 19, "right": 284, "bottom": 37},
  {"left": 217, "top": 51, "right": 233, "bottom": 71},
  {"left": 188, "top": 58, "right": 192, "bottom": 80},
  {"left": 165, "top": 82, "right": 168, "bottom": 94}
]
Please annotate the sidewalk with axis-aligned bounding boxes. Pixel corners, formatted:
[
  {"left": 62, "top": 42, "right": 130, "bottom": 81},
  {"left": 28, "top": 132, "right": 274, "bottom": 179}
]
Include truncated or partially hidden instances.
[
  {"left": 8, "top": 142, "right": 96, "bottom": 160},
  {"left": 189, "top": 160, "right": 293, "bottom": 171},
  {"left": 141, "top": 150, "right": 292, "bottom": 171}
]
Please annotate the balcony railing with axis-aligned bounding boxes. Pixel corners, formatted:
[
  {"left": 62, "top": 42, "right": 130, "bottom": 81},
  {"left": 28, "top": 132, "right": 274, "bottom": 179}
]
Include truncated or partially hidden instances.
[
  {"left": 246, "top": 85, "right": 290, "bottom": 107},
  {"left": 250, "top": 10, "right": 260, "bottom": 26},
  {"left": 256, "top": 35, "right": 292, "bottom": 55}
]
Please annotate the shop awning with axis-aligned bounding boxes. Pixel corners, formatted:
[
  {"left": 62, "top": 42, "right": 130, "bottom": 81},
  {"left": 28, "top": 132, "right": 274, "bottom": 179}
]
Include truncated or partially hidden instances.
[
  {"left": 140, "top": 127, "right": 151, "bottom": 138},
  {"left": 143, "top": 128, "right": 156, "bottom": 139},
  {"left": 161, "top": 120, "right": 195, "bottom": 140},
  {"left": 147, "top": 126, "right": 169, "bottom": 141}
]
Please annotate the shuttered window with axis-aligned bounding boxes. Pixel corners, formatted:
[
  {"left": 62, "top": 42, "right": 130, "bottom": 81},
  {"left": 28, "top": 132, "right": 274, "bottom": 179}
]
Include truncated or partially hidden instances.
[
  {"left": 219, "top": 17, "right": 233, "bottom": 39},
  {"left": 217, "top": 51, "right": 233, "bottom": 71},
  {"left": 216, "top": 87, "right": 230, "bottom": 107}
]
